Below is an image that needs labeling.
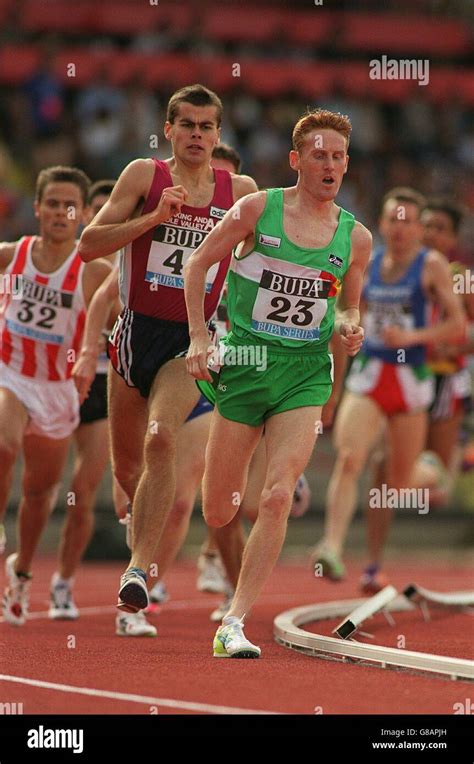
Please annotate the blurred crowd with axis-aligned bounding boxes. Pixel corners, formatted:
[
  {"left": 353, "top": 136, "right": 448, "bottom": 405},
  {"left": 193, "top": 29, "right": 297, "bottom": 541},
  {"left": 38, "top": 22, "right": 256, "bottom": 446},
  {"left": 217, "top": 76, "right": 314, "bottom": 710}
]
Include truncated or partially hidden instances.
[{"left": 0, "top": 28, "right": 472, "bottom": 260}]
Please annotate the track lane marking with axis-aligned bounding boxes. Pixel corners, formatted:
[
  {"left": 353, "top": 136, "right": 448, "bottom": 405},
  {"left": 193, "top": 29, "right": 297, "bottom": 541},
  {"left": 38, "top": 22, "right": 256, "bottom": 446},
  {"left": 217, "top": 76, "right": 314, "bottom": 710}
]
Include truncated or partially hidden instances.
[{"left": 0, "top": 674, "right": 282, "bottom": 715}]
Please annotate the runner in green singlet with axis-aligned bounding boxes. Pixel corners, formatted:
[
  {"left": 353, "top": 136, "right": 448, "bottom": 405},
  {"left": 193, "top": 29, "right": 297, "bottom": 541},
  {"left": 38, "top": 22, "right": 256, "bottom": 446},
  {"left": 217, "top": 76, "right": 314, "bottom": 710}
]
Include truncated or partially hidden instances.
[{"left": 184, "top": 108, "right": 372, "bottom": 658}]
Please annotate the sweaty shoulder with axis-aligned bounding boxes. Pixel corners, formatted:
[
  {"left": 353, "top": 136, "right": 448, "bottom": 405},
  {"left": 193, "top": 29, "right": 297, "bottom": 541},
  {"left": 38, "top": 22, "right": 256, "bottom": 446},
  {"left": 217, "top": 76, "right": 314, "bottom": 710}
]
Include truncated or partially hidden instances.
[
  {"left": 350, "top": 220, "right": 372, "bottom": 252},
  {"left": 0, "top": 241, "right": 18, "bottom": 273},
  {"left": 118, "top": 158, "right": 156, "bottom": 198},
  {"left": 424, "top": 248, "right": 448, "bottom": 268},
  {"left": 233, "top": 188, "right": 267, "bottom": 222},
  {"left": 421, "top": 247, "right": 451, "bottom": 286},
  {"left": 230, "top": 173, "right": 259, "bottom": 202}
]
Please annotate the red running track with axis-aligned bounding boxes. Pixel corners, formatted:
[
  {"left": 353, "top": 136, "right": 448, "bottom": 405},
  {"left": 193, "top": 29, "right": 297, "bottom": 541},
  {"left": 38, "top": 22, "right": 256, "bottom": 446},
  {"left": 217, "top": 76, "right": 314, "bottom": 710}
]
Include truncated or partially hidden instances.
[{"left": 0, "top": 557, "right": 472, "bottom": 715}]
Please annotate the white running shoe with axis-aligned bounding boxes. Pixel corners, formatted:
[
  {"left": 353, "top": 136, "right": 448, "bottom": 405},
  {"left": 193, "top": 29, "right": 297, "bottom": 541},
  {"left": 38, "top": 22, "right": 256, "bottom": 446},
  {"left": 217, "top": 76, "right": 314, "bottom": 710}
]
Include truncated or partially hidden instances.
[
  {"left": 117, "top": 566, "right": 148, "bottom": 613},
  {"left": 2, "top": 553, "right": 31, "bottom": 626},
  {"left": 149, "top": 581, "right": 169, "bottom": 604},
  {"left": 48, "top": 572, "right": 79, "bottom": 620},
  {"left": 116, "top": 611, "right": 157, "bottom": 637},
  {"left": 196, "top": 552, "right": 229, "bottom": 594},
  {"left": 118, "top": 503, "right": 133, "bottom": 550},
  {"left": 210, "top": 591, "right": 234, "bottom": 622},
  {"left": 213, "top": 616, "right": 261, "bottom": 658},
  {"left": 0, "top": 523, "right": 6, "bottom": 555}
]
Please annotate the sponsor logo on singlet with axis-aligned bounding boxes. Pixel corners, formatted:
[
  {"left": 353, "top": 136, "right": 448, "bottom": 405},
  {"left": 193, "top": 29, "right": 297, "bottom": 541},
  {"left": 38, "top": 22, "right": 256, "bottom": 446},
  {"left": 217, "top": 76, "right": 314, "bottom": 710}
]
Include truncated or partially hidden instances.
[
  {"left": 259, "top": 233, "right": 281, "bottom": 248},
  {"left": 328, "top": 254, "right": 343, "bottom": 268},
  {"left": 210, "top": 206, "right": 227, "bottom": 220}
]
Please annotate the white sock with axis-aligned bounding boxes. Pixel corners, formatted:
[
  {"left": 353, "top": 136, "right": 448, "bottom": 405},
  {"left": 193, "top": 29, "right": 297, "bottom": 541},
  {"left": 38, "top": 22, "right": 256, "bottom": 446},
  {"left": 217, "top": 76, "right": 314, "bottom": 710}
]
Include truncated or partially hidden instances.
[{"left": 53, "top": 572, "right": 73, "bottom": 587}]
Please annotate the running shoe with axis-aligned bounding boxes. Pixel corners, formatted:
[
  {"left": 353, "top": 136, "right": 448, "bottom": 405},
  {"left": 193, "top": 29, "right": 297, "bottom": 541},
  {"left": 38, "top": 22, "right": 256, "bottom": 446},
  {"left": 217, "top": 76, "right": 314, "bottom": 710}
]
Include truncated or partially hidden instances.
[
  {"left": 2, "top": 553, "right": 31, "bottom": 626},
  {"left": 0, "top": 523, "right": 6, "bottom": 555},
  {"left": 118, "top": 502, "right": 133, "bottom": 550},
  {"left": 149, "top": 580, "right": 169, "bottom": 604},
  {"left": 144, "top": 580, "right": 169, "bottom": 613},
  {"left": 213, "top": 616, "right": 261, "bottom": 659},
  {"left": 196, "top": 551, "right": 229, "bottom": 594},
  {"left": 359, "top": 565, "right": 390, "bottom": 595},
  {"left": 418, "top": 450, "right": 450, "bottom": 507},
  {"left": 116, "top": 611, "right": 157, "bottom": 637},
  {"left": 117, "top": 567, "right": 148, "bottom": 613},
  {"left": 311, "top": 543, "right": 346, "bottom": 581},
  {"left": 210, "top": 591, "right": 234, "bottom": 622},
  {"left": 48, "top": 572, "right": 79, "bottom": 620}
]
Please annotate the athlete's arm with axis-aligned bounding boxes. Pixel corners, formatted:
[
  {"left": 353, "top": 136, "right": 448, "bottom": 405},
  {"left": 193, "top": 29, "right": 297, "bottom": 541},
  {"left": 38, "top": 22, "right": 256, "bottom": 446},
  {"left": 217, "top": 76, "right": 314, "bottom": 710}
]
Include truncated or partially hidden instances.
[
  {"left": 73, "top": 264, "right": 120, "bottom": 403},
  {"left": 431, "top": 266, "right": 474, "bottom": 357},
  {"left": 383, "top": 250, "right": 465, "bottom": 348},
  {"left": 334, "top": 222, "right": 372, "bottom": 357},
  {"left": 184, "top": 191, "right": 266, "bottom": 381},
  {"left": 0, "top": 242, "right": 17, "bottom": 275},
  {"left": 78, "top": 159, "right": 188, "bottom": 261},
  {"left": 323, "top": 331, "right": 347, "bottom": 427},
  {"left": 231, "top": 174, "right": 259, "bottom": 202},
  {"left": 82, "top": 258, "right": 113, "bottom": 307}
]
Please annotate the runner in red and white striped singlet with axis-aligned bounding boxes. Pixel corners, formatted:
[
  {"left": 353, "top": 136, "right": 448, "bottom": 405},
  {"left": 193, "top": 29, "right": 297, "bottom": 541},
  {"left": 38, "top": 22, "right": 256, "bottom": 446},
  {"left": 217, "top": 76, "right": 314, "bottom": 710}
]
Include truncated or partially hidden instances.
[
  {"left": 1, "top": 235, "right": 85, "bottom": 381},
  {"left": 0, "top": 166, "right": 111, "bottom": 627}
]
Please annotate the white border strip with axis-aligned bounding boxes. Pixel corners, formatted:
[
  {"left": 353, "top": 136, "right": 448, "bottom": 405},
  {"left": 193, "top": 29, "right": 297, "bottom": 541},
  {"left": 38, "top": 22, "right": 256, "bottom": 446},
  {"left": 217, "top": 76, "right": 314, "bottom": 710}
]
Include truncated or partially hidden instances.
[
  {"left": 404, "top": 584, "right": 474, "bottom": 607},
  {"left": 274, "top": 595, "right": 474, "bottom": 680},
  {"left": 0, "top": 675, "right": 281, "bottom": 715}
]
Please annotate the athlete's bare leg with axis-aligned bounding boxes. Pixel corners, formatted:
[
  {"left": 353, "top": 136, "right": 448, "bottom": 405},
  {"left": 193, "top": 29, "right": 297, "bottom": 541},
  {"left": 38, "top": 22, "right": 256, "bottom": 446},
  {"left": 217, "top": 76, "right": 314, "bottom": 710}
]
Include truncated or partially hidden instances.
[
  {"left": 0, "top": 388, "right": 29, "bottom": 520},
  {"left": 425, "top": 410, "right": 464, "bottom": 470},
  {"left": 108, "top": 369, "right": 147, "bottom": 506},
  {"left": 128, "top": 358, "right": 200, "bottom": 573},
  {"left": 366, "top": 411, "right": 428, "bottom": 566},
  {"left": 212, "top": 513, "right": 244, "bottom": 590},
  {"left": 323, "top": 392, "right": 385, "bottom": 556},
  {"left": 15, "top": 434, "right": 71, "bottom": 574},
  {"left": 113, "top": 477, "right": 129, "bottom": 520},
  {"left": 152, "top": 412, "right": 210, "bottom": 580},
  {"left": 213, "top": 436, "right": 266, "bottom": 588},
  {"left": 201, "top": 529, "right": 219, "bottom": 555},
  {"left": 57, "top": 419, "right": 109, "bottom": 579},
  {"left": 240, "top": 436, "right": 266, "bottom": 524},
  {"left": 202, "top": 410, "right": 263, "bottom": 529},
  {"left": 226, "top": 407, "right": 321, "bottom": 620}
]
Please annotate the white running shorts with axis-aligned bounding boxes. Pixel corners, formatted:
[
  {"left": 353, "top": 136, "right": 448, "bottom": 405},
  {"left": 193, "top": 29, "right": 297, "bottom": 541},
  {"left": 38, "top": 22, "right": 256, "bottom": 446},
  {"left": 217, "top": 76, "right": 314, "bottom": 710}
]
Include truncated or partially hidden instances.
[{"left": 0, "top": 362, "right": 79, "bottom": 439}]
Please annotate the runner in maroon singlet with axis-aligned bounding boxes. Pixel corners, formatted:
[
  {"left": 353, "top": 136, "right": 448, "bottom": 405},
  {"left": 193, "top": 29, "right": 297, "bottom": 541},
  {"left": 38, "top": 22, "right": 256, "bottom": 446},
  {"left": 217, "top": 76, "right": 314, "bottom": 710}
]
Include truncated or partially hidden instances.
[{"left": 78, "top": 85, "right": 257, "bottom": 612}]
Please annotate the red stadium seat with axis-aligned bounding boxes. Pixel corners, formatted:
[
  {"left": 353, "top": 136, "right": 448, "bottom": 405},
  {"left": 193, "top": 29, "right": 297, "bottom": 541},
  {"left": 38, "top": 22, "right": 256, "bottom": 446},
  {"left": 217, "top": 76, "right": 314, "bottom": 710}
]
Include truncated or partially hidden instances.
[
  {"left": 141, "top": 55, "right": 199, "bottom": 89},
  {"left": 339, "top": 13, "right": 470, "bottom": 56},
  {"left": 0, "top": 45, "right": 40, "bottom": 84},
  {"left": 202, "top": 7, "right": 286, "bottom": 43},
  {"left": 22, "top": 0, "right": 96, "bottom": 33},
  {"left": 285, "top": 10, "right": 335, "bottom": 46},
  {"left": 52, "top": 49, "right": 113, "bottom": 87}
]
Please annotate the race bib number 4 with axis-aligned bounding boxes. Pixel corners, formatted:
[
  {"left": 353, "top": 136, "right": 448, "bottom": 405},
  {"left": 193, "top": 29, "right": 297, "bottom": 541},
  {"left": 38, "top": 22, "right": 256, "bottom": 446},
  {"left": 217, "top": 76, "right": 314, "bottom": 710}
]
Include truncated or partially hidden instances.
[
  {"left": 145, "top": 225, "right": 219, "bottom": 293},
  {"left": 251, "top": 268, "right": 332, "bottom": 341}
]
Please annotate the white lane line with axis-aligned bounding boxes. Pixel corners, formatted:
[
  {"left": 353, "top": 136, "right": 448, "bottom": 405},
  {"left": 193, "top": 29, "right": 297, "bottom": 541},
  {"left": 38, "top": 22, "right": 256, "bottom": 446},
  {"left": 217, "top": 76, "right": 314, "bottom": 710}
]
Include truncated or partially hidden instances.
[{"left": 0, "top": 674, "right": 281, "bottom": 715}]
